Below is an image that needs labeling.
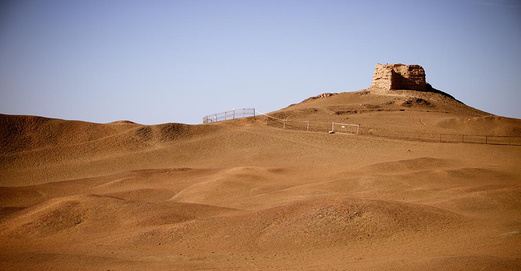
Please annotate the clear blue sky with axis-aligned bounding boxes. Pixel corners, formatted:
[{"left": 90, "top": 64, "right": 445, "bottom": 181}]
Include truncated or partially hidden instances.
[{"left": 1, "top": 0, "right": 520, "bottom": 124}]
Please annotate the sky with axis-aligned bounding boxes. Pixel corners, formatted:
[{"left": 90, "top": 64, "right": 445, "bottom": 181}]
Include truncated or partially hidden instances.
[{"left": 0, "top": 0, "right": 520, "bottom": 124}]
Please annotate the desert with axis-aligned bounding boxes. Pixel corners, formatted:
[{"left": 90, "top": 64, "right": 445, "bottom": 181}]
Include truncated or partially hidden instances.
[{"left": 1, "top": 63, "right": 520, "bottom": 270}]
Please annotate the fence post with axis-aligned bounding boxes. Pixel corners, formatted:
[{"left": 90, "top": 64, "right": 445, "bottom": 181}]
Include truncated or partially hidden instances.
[
  {"left": 253, "top": 108, "right": 256, "bottom": 119},
  {"left": 306, "top": 121, "right": 309, "bottom": 131}
]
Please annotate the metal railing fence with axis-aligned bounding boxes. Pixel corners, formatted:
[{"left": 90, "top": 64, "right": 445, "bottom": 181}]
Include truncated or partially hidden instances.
[
  {"left": 201, "top": 109, "right": 521, "bottom": 146},
  {"left": 203, "top": 108, "right": 256, "bottom": 124}
]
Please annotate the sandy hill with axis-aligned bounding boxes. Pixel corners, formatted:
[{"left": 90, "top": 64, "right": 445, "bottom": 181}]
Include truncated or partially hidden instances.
[
  {"left": 269, "top": 89, "right": 521, "bottom": 137},
  {"left": 1, "top": 66, "right": 521, "bottom": 270}
]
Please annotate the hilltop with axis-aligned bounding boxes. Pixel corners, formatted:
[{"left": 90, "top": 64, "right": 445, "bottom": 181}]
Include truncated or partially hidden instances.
[{"left": 269, "top": 64, "right": 520, "bottom": 137}]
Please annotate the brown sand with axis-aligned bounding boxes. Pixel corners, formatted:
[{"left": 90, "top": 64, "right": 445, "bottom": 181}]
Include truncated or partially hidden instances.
[{"left": 1, "top": 90, "right": 520, "bottom": 270}]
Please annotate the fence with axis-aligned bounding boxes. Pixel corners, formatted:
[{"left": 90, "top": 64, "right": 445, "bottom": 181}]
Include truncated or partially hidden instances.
[
  {"left": 331, "top": 122, "right": 360, "bottom": 135},
  {"left": 203, "top": 108, "right": 256, "bottom": 123},
  {"left": 358, "top": 127, "right": 521, "bottom": 145},
  {"left": 265, "top": 117, "right": 332, "bottom": 133},
  {"left": 263, "top": 114, "right": 521, "bottom": 146}
]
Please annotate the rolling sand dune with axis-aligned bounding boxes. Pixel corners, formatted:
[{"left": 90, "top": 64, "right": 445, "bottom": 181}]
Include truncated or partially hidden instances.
[{"left": 1, "top": 88, "right": 521, "bottom": 270}]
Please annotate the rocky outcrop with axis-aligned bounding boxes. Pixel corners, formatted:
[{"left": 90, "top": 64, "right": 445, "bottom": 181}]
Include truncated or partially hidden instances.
[
  {"left": 370, "top": 64, "right": 427, "bottom": 93},
  {"left": 302, "top": 92, "right": 337, "bottom": 102}
]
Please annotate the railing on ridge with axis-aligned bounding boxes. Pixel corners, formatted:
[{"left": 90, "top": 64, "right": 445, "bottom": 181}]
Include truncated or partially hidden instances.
[
  {"left": 202, "top": 108, "right": 256, "bottom": 124},
  {"left": 201, "top": 109, "right": 521, "bottom": 146}
]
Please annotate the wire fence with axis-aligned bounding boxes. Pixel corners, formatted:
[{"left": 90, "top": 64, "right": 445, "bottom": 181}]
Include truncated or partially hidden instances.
[
  {"left": 358, "top": 127, "right": 521, "bottom": 145},
  {"left": 266, "top": 117, "right": 331, "bottom": 132},
  {"left": 262, "top": 114, "right": 521, "bottom": 146},
  {"left": 201, "top": 109, "right": 521, "bottom": 146},
  {"left": 203, "top": 108, "right": 256, "bottom": 123}
]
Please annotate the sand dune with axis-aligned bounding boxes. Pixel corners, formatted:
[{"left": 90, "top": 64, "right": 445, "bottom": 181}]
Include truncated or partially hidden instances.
[{"left": 1, "top": 90, "right": 520, "bottom": 270}]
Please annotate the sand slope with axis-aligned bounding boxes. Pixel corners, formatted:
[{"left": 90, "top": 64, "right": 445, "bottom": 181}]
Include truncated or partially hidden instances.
[
  {"left": 1, "top": 91, "right": 520, "bottom": 270},
  {"left": 273, "top": 90, "right": 521, "bottom": 136}
]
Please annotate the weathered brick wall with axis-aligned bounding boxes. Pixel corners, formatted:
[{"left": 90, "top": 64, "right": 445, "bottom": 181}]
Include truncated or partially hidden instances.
[{"left": 371, "top": 64, "right": 427, "bottom": 93}]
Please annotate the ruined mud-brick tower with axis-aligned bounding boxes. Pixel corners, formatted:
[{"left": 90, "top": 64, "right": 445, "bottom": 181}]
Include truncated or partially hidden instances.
[{"left": 370, "top": 63, "right": 427, "bottom": 93}]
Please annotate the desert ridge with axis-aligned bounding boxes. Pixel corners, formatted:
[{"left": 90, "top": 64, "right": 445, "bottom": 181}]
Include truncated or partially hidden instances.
[{"left": 0, "top": 64, "right": 520, "bottom": 270}]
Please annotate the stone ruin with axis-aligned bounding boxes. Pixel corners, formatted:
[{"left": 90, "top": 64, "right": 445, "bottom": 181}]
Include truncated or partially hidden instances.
[{"left": 370, "top": 63, "right": 428, "bottom": 93}]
